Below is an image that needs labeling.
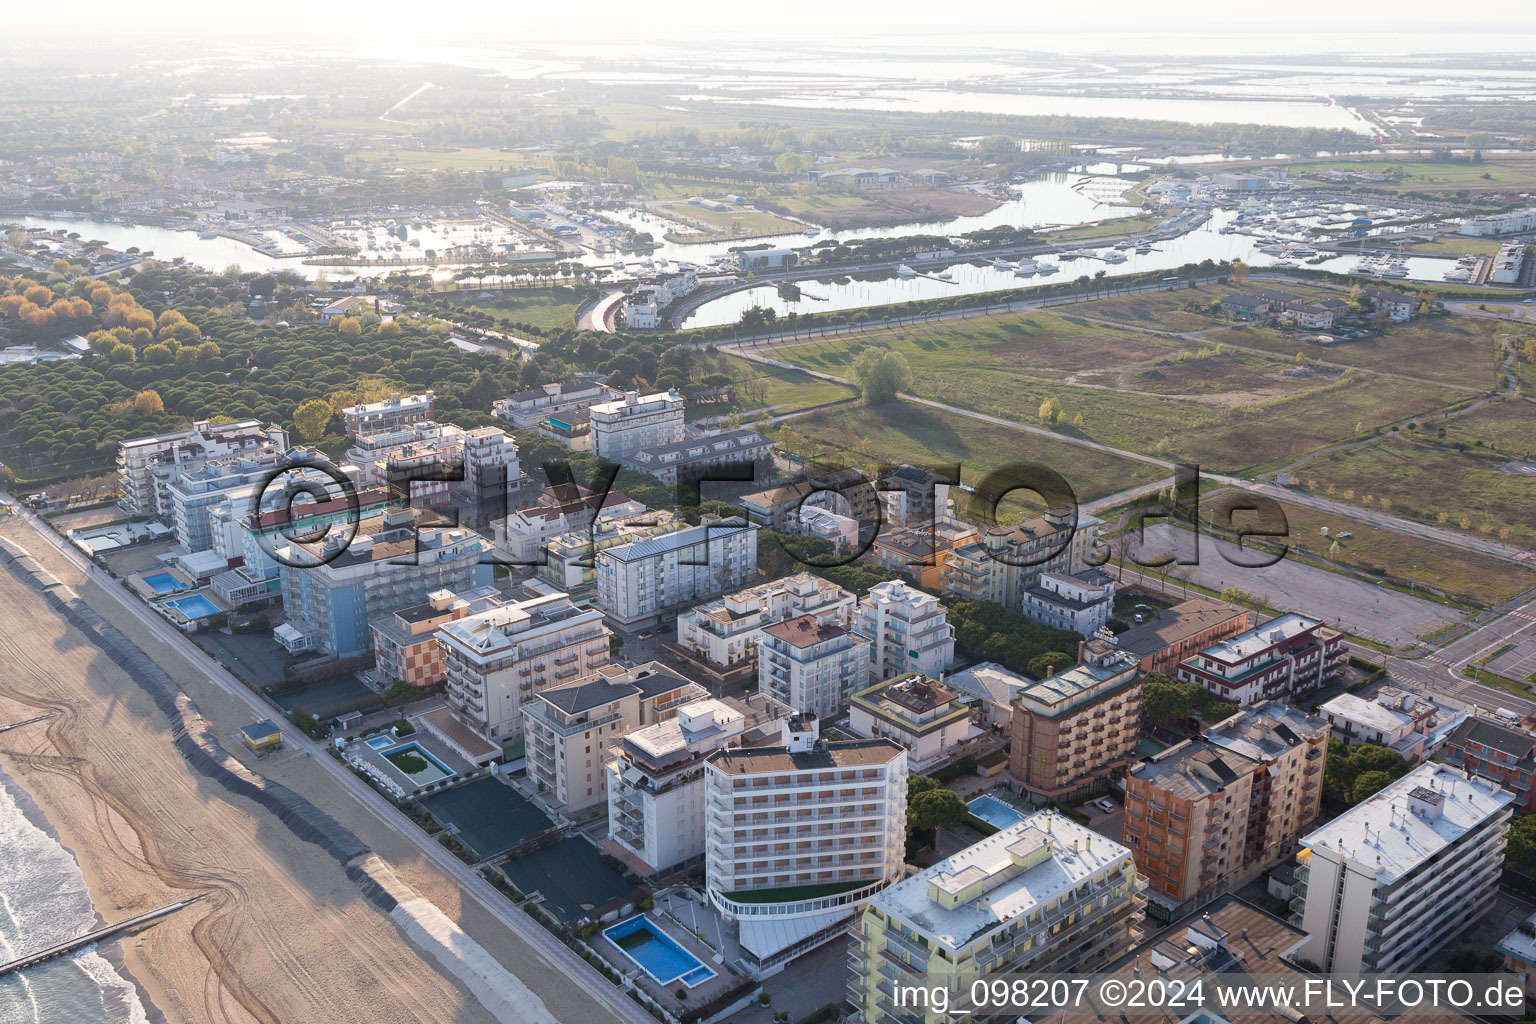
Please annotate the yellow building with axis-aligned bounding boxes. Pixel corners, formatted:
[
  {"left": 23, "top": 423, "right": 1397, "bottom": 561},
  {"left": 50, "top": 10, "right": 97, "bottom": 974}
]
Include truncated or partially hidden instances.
[{"left": 240, "top": 720, "right": 282, "bottom": 754}]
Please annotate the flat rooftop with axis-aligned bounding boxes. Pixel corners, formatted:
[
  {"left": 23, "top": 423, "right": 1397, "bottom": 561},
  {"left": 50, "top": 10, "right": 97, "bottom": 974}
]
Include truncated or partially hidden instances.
[
  {"left": 1300, "top": 762, "right": 1515, "bottom": 884},
  {"left": 869, "top": 812, "right": 1131, "bottom": 954},
  {"left": 706, "top": 737, "right": 904, "bottom": 776}
]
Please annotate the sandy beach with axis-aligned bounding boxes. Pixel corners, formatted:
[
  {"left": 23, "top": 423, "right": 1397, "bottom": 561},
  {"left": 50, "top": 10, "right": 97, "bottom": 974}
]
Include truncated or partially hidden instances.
[{"left": 0, "top": 519, "right": 625, "bottom": 1024}]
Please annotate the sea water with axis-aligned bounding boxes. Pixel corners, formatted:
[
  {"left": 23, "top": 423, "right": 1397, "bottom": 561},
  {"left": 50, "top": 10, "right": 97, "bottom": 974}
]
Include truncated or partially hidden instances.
[{"left": 0, "top": 769, "right": 152, "bottom": 1024}]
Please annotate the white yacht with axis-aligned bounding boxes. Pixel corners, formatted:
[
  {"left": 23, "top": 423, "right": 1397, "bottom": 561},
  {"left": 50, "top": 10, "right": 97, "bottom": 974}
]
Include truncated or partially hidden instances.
[
  {"left": 1036, "top": 261, "right": 1060, "bottom": 275},
  {"left": 992, "top": 258, "right": 1014, "bottom": 269},
  {"left": 1101, "top": 250, "right": 1128, "bottom": 264},
  {"left": 896, "top": 264, "right": 917, "bottom": 278},
  {"left": 1013, "top": 258, "right": 1039, "bottom": 276}
]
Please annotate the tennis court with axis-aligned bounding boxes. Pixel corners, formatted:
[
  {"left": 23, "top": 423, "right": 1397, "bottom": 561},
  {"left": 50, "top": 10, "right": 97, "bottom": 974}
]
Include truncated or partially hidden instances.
[
  {"left": 420, "top": 777, "right": 553, "bottom": 859},
  {"left": 500, "top": 837, "right": 635, "bottom": 924}
]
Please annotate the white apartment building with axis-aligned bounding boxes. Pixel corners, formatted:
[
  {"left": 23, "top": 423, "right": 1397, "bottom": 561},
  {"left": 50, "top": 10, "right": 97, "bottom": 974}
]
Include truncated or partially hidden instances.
[
  {"left": 1492, "top": 242, "right": 1527, "bottom": 285},
  {"left": 848, "top": 673, "right": 980, "bottom": 773},
  {"left": 492, "top": 489, "right": 646, "bottom": 564},
  {"left": 677, "top": 572, "right": 854, "bottom": 672},
  {"left": 493, "top": 380, "right": 618, "bottom": 429},
  {"left": 117, "top": 419, "right": 290, "bottom": 518},
  {"left": 460, "top": 425, "right": 521, "bottom": 510},
  {"left": 704, "top": 716, "right": 908, "bottom": 978},
  {"left": 341, "top": 391, "right": 435, "bottom": 438},
  {"left": 589, "top": 389, "right": 685, "bottom": 462},
  {"left": 1295, "top": 763, "right": 1514, "bottom": 973},
  {"left": 1319, "top": 688, "right": 1442, "bottom": 764},
  {"left": 342, "top": 422, "right": 464, "bottom": 507},
  {"left": 1459, "top": 207, "right": 1536, "bottom": 236},
  {"left": 757, "top": 611, "right": 870, "bottom": 718},
  {"left": 594, "top": 514, "right": 758, "bottom": 629},
  {"left": 854, "top": 579, "right": 955, "bottom": 683},
  {"left": 1020, "top": 570, "right": 1117, "bottom": 635},
  {"left": 522, "top": 662, "right": 703, "bottom": 813},
  {"left": 436, "top": 592, "right": 613, "bottom": 744},
  {"left": 798, "top": 505, "right": 859, "bottom": 552},
  {"left": 851, "top": 813, "right": 1140, "bottom": 1024},
  {"left": 608, "top": 694, "right": 791, "bottom": 876},
  {"left": 543, "top": 509, "right": 683, "bottom": 597}
]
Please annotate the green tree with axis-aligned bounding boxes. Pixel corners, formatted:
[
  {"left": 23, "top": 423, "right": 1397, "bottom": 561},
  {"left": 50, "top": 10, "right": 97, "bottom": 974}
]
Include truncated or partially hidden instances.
[
  {"left": 909, "top": 788, "right": 967, "bottom": 848},
  {"left": 292, "top": 398, "right": 333, "bottom": 442},
  {"left": 1026, "top": 651, "right": 1072, "bottom": 679},
  {"left": 852, "top": 349, "right": 910, "bottom": 405},
  {"left": 1351, "top": 770, "right": 1395, "bottom": 803},
  {"left": 1142, "top": 672, "right": 1192, "bottom": 726}
]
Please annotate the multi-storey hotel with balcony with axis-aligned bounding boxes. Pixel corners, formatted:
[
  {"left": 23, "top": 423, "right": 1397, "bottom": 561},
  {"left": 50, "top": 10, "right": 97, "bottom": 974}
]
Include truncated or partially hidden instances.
[
  {"left": 588, "top": 388, "right": 685, "bottom": 462},
  {"left": 341, "top": 390, "right": 435, "bottom": 438},
  {"left": 704, "top": 716, "right": 908, "bottom": 978},
  {"left": 1008, "top": 638, "right": 1143, "bottom": 802},
  {"left": 678, "top": 572, "right": 854, "bottom": 674},
  {"left": 607, "top": 694, "right": 791, "bottom": 876},
  {"left": 848, "top": 674, "right": 980, "bottom": 773},
  {"left": 1176, "top": 612, "right": 1344, "bottom": 706},
  {"left": 854, "top": 580, "right": 955, "bottom": 684},
  {"left": 757, "top": 611, "right": 870, "bottom": 719},
  {"left": 522, "top": 662, "right": 703, "bottom": 813},
  {"left": 1294, "top": 763, "right": 1514, "bottom": 972},
  {"left": 594, "top": 514, "right": 758, "bottom": 630},
  {"left": 493, "top": 379, "right": 619, "bottom": 429},
  {"left": 117, "top": 418, "right": 290, "bottom": 518},
  {"left": 436, "top": 592, "right": 613, "bottom": 745},
  {"left": 1122, "top": 702, "right": 1328, "bottom": 920},
  {"left": 939, "top": 508, "right": 1103, "bottom": 612},
  {"left": 850, "top": 812, "right": 1140, "bottom": 1024}
]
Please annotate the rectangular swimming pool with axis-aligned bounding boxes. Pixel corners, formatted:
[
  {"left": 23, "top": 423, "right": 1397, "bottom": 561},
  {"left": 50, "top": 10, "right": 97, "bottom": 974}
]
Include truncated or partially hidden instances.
[
  {"left": 142, "top": 572, "right": 185, "bottom": 595},
  {"left": 968, "top": 794, "right": 1027, "bottom": 831},
  {"left": 365, "top": 735, "right": 396, "bottom": 750},
  {"left": 603, "top": 915, "right": 715, "bottom": 988},
  {"left": 164, "top": 593, "right": 220, "bottom": 619},
  {"left": 382, "top": 742, "right": 453, "bottom": 785}
]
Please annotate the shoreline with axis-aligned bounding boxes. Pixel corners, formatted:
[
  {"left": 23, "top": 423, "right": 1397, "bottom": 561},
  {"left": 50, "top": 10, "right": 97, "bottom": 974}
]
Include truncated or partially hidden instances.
[{"left": 0, "top": 765, "right": 169, "bottom": 1024}]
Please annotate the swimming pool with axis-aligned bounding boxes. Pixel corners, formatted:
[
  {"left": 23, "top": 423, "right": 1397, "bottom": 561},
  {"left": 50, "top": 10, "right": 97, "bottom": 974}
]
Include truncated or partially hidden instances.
[
  {"left": 365, "top": 735, "right": 396, "bottom": 751},
  {"left": 382, "top": 742, "right": 453, "bottom": 785},
  {"left": 603, "top": 915, "right": 716, "bottom": 988},
  {"left": 164, "top": 593, "right": 220, "bottom": 619},
  {"left": 142, "top": 571, "right": 185, "bottom": 595},
  {"left": 968, "top": 794, "right": 1027, "bottom": 831}
]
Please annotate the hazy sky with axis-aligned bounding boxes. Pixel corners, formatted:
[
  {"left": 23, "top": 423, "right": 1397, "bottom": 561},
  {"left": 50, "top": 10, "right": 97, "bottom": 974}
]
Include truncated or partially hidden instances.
[{"left": 9, "top": 0, "right": 1536, "bottom": 49}]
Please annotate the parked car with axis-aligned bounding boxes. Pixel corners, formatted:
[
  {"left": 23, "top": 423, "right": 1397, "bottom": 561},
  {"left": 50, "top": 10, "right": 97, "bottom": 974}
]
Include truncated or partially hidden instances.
[{"left": 1093, "top": 798, "right": 1117, "bottom": 814}]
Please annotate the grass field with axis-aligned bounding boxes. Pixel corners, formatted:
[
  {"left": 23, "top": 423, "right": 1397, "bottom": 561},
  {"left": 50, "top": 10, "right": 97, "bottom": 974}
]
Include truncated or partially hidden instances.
[
  {"left": 1405, "top": 236, "right": 1506, "bottom": 256},
  {"left": 650, "top": 202, "right": 804, "bottom": 240},
  {"left": 1209, "top": 314, "right": 1501, "bottom": 390},
  {"left": 447, "top": 288, "right": 584, "bottom": 332},
  {"left": 692, "top": 356, "right": 857, "bottom": 421},
  {"left": 1043, "top": 214, "right": 1161, "bottom": 243},
  {"left": 1286, "top": 157, "right": 1536, "bottom": 194},
  {"left": 1205, "top": 490, "right": 1536, "bottom": 607},
  {"left": 1063, "top": 280, "right": 1344, "bottom": 333},
  {"left": 1303, "top": 439, "right": 1536, "bottom": 547},
  {"left": 1429, "top": 397, "right": 1536, "bottom": 458},
  {"left": 768, "top": 310, "right": 1454, "bottom": 472},
  {"left": 784, "top": 400, "right": 1165, "bottom": 511}
]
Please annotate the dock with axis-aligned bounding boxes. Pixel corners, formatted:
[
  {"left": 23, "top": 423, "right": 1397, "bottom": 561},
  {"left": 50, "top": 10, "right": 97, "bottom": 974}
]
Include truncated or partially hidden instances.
[{"left": 0, "top": 895, "right": 206, "bottom": 977}]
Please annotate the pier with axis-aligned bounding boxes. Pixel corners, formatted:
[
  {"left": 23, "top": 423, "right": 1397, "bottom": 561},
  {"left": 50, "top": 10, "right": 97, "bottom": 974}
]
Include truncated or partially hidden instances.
[{"left": 0, "top": 895, "right": 207, "bottom": 978}]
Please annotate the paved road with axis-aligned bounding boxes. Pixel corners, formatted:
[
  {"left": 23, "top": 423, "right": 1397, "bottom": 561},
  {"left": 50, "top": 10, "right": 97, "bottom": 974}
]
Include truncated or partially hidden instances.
[{"left": 1, "top": 500, "right": 650, "bottom": 1024}]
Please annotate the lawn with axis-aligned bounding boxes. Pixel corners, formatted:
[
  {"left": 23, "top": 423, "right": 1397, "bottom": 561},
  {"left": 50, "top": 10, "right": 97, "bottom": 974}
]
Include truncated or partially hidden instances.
[
  {"left": 700, "top": 355, "right": 857, "bottom": 421},
  {"left": 783, "top": 400, "right": 1165, "bottom": 511},
  {"left": 1431, "top": 397, "right": 1536, "bottom": 457},
  {"left": 1286, "top": 157, "right": 1536, "bottom": 194},
  {"left": 448, "top": 287, "right": 584, "bottom": 332},
  {"left": 1302, "top": 439, "right": 1536, "bottom": 547},
  {"left": 769, "top": 310, "right": 1453, "bottom": 473},
  {"left": 655, "top": 202, "right": 805, "bottom": 239},
  {"left": 1209, "top": 313, "right": 1501, "bottom": 390},
  {"left": 1405, "top": 236, "right": 1506, "bottom": 257},
  {"left": 1204, "top": 489, "right": 1536, "bottom": 607},
  {"left": 1043, "top": 213, "right": 1161, "bottom": 243},
  {"left": 1062, "top": 280, "right": 1345, "bottom": 333}
]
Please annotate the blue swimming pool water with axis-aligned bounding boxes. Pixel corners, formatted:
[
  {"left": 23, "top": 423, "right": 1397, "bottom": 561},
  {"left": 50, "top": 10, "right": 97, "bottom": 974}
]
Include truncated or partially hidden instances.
[
  {"left": 365, "top": 736, "right": 395, "bottom": 750},
  {"left": 164, "top": 594, "right": 219, "bottom": 618},
  {"left": 603, "top": 915, "right": 715, "bottom": 987},
  {"left": 968, "top": 794, "right": 1027, "bottom": 831},
  {"left": 142, "top": 572, "right": 184, "bottom": 595}
]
